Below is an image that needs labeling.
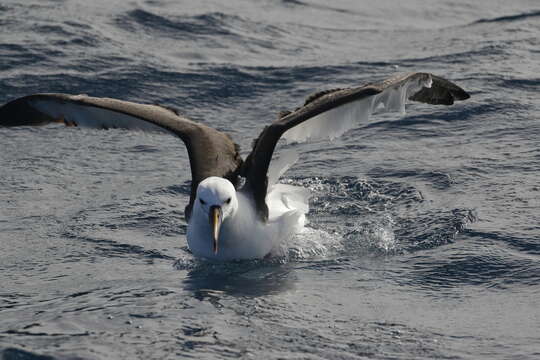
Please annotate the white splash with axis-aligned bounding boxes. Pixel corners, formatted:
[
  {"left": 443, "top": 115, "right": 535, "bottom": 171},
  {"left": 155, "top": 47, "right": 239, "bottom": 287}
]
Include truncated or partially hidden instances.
[{"left": 277, "top": 227, "right": 345, "bottom": 260}]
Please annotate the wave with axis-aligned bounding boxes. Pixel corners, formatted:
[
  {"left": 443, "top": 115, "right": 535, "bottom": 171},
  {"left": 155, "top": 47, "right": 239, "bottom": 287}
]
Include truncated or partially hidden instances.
[
  {"left": 1, "top": 347, "right": 63, "bottom": 360},
  {"left": 280, "top": 0, "right": 356, "bottom": 15},
  {"left": 467, "top": 230, "right": 540, "bottom": 256},
  {"left": 115, "top": 9, "right": 285, "bottom": 43},
  {"left": 116, "top": 10, "right": 233, "bottom": 38},
  {"left": 472, "top": 10, "right": 540, "bottom": 24},
  {"left": 400, "top": 45, "right": 509, "bottom": 65},
  {"left": 498, "top": 78, "right": 540, "bottom": 92},
  {"left": 398, "top": 252, "right": 540, "bottom": 290}
]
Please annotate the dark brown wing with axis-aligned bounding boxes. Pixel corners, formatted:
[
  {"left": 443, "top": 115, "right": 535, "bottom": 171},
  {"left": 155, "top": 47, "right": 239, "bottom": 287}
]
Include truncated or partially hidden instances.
[
  {"left": 0, "top": 93, "right": 243, "bottom": 219},
  {"left": 241, "top": 72, "right": 470, "bottom": 221}
]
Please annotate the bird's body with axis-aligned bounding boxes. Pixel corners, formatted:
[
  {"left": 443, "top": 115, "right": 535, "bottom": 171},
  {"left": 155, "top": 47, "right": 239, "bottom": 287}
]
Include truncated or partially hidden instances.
[
  {"left": 188, "top": 187, "right": 281, "bottom": 260},
  {"left": 187, "top": 170, "right": 308, "bottom": 260},
  {"left": 187, "top": 177, "right": 278, "bottom": 260},
  {"left": 0, "top": 72, "right": 470, "bottom": 261}
]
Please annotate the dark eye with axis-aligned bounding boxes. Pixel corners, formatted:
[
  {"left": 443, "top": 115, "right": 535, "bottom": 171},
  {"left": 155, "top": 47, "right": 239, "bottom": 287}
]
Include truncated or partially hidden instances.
[
  {"left": 200, "top": 198, "right": 206, "bottom": 205},
  {"left": 225, "top": 198, "right": 231, "bottom": 204}
]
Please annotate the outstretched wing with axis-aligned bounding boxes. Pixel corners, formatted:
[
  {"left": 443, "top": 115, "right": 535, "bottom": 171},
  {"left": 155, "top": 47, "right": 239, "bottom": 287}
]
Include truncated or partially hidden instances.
[
  {"left": 241, "top": 72, "right": 470, "bottom": 221},
  {"left": 0, "top": 93, "right": 243, "bottom": 219}
]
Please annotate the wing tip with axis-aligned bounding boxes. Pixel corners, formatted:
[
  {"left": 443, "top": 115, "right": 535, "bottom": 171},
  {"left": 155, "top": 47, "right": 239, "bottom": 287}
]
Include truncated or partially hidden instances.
[
  {"left": 455, "top": 89, "right": 471, "bottom": 101},
  {"left": 409, "top": 75, "right": 471, "bottom": 106},
  {"left": 0, "top": 96, "right": 51, "bottom": 127}
]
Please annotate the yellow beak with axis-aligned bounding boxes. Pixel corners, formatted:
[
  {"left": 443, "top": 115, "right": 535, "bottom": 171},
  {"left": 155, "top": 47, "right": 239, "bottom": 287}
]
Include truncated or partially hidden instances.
[{"left": 209, "top": 205, "right": 222, "bottom": 254}]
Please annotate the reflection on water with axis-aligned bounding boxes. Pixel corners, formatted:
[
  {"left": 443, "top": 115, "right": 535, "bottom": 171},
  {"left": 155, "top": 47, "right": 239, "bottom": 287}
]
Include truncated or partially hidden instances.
[{"left": 180, "top": 259, "right": 296, "bottom": 297}]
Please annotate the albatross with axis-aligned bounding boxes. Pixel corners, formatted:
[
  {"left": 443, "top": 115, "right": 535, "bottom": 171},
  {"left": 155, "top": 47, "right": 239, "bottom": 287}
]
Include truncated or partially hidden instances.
[{"left": 0, "top": 72, "right": 469, "bottom": 261}]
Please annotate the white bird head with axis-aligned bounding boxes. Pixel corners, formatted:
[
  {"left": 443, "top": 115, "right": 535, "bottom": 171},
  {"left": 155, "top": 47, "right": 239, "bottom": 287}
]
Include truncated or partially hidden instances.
[{"left": 194, "top": 177, "right": 238, "bottom": 254}]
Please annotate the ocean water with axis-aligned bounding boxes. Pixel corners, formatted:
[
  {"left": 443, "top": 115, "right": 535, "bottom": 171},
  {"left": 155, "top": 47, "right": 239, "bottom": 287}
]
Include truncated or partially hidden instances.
[{"left": 1, "top": 0, "right": 539, "bottom": 359}]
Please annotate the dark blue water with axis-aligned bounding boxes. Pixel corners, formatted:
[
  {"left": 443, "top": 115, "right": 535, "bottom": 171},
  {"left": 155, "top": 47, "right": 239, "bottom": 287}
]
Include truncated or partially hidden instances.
[{"left": 1, "top": 1, "right": 539, "bottom": 359}]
